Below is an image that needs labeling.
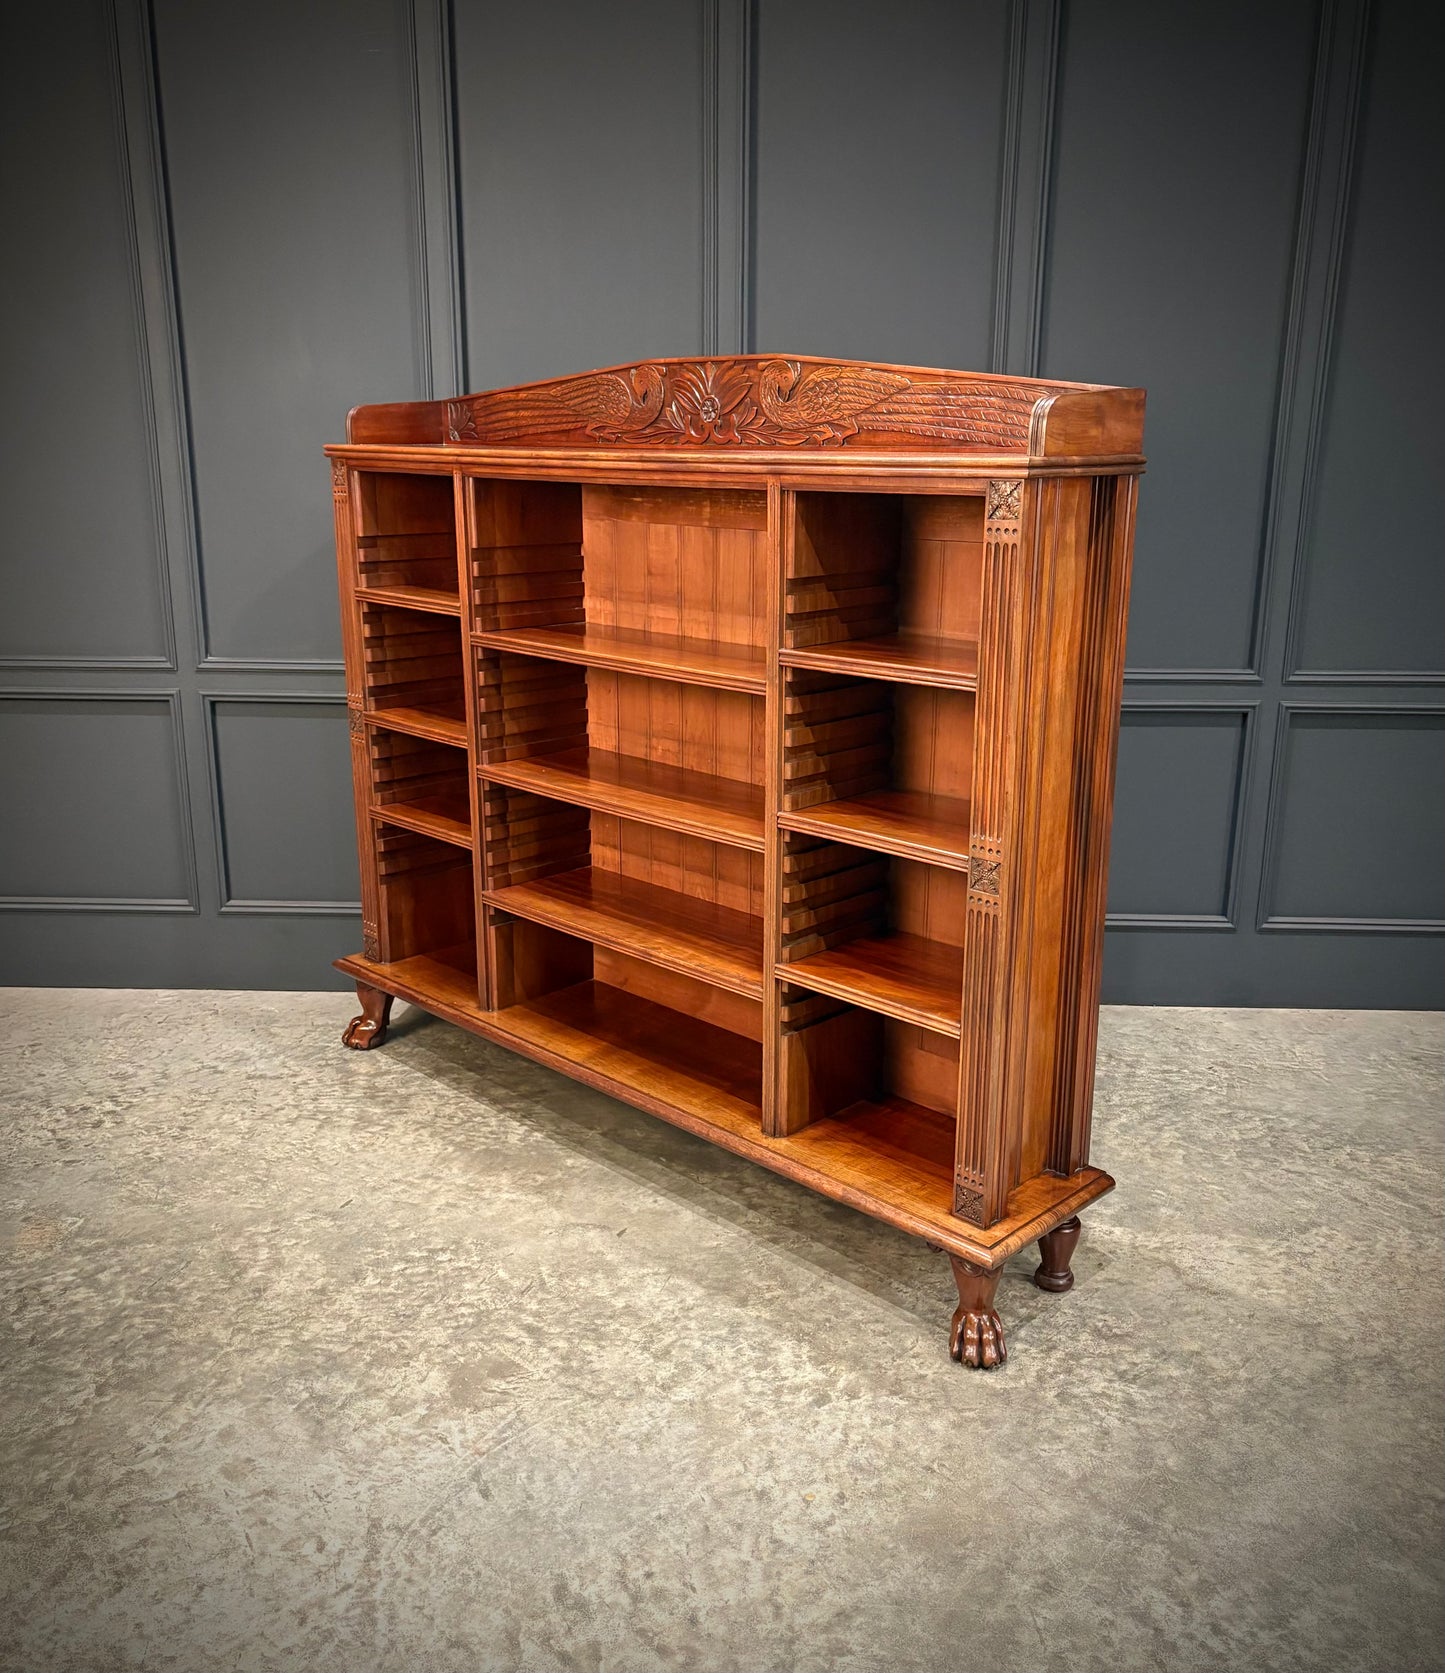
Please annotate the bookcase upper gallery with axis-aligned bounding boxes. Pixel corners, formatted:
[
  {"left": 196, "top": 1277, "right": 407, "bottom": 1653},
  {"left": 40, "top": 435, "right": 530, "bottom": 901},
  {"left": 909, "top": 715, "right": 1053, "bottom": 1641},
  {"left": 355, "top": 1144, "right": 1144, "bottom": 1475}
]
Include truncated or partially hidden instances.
[{"left": 325, "top": 354, "right": 1145, "bottom": 1367}]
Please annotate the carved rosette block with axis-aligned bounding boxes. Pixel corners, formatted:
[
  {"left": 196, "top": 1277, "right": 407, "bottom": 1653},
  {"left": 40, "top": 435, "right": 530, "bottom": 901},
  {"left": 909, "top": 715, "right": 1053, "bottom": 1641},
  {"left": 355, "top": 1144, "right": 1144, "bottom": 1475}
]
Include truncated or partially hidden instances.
[
  {"left": 1034, "top": 1216, "right": 1082, "bottom": 1293},
  {"left": 331, "top": 458, "right": 349, "bottom": 500},
  {"left": 948, "top": 1257, "right": 1006, "bottom": 1369},
  {"left": 342, "top": 981, "right": 392, "bottom": 1050}
]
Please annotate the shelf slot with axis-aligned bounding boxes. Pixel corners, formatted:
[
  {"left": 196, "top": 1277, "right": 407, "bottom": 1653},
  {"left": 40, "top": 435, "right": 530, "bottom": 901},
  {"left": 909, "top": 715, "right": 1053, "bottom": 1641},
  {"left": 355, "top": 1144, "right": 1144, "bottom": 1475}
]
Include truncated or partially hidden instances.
[
  {"left": 475, "top": 623, "right": 766, "bottom": 694},
  {"left": 487, "top": 866, "right": 763, "bottom": 998},
  {"left": 479, "top": 748, "right": 766, "bottom": 851}
]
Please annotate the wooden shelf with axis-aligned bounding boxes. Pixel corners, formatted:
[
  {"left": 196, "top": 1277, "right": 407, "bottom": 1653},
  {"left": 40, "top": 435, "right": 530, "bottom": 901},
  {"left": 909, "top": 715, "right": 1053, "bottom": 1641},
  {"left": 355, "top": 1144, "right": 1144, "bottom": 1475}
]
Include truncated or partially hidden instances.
[
  {"left": 373, "top": 793, "right": 472, "bottom": 848},
  {"left": 781, "top": 632, "right": 978, "bottom": 690},
  {"left": 491, "top": 980, "right": 763, "bottom": 1125},
  {"left": 479, "top": 747, "right": 766, "bottom": 851},
  {"left": 779, "top": 789, "right": 971, "bottom": 869},
  {"left": 475, "top": 623, "right": 766, "bottom": 693},
  {"left": 366, "top": 702, "right": 468, "bottom": 749},
  {"left": 357, "top": 583, "right": 461, "bottom": 616},
  {"left": 781, "top": 930, "right": 963, "bottom": 1036},
  {"left": 487, "top": 866, "right": 763, "bottom": 998}
]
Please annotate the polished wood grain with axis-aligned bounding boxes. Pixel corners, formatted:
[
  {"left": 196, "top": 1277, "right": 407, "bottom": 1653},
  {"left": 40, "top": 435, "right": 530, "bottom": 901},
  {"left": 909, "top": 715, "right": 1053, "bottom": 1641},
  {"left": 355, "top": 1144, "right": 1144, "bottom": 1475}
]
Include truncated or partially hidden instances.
[
  {"left": 1034, "top": 1214, "right": 1082, "bottom": 1292},
  {"left": 486, "top": 865, "right": 763, "bottom": 998},
  {"left": 781, "top": 930, "right": 963, "bottom": 1036},
  {"left": 780, "top": 632, "right": 978, "bottom": 689},
  {"left": 479, "top": 747, "right": 766, "bottom": 850},
  {"left": 779, "top": 789, "right": 972, "bottom": 868},
  {"left": 475, "top": 623, "right": 766, "bottom": 692},
  {"left": 330, "top": 356, "right": 1144, "bottom": 1366}
]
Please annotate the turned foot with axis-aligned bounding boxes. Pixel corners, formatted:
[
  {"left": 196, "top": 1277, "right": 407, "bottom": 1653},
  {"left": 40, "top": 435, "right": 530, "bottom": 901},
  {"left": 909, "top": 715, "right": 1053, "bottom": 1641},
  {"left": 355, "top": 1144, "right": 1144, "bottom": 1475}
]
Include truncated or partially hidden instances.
[
  {"left": 342, "top": 981, "right": 393, "bottom": 1049},
  {"left": 948, "top": 1256, "right": 1006, "bottom": 1369},
  {"left": 1034, "top": 1215, "right": 1082, "bottom": 1293}
]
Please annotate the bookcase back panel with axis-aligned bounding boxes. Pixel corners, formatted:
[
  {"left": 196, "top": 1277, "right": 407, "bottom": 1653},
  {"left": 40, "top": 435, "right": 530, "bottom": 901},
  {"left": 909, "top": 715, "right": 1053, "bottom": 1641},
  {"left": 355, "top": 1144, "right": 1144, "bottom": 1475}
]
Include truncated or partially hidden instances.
[
  {"left": 582, "top": 486, "right": 769, "bottom": 650},
  {"left": 898, "top": 497, "right": 985, "bottom": 645},
  {"left": 894, "top": 687, "right": 975, "bottom": 801},
  {"left": 469, "top": 480, "right": 584, "bottom": 631},
  {"left": 590, "top": 813, "right": 765, "bottom": 918},
  {"left": 593, "top": 947, "right": 765, "bottom": 1043},
  {"left": 586, "top": 670, "right": 765, "bottom": 786}
]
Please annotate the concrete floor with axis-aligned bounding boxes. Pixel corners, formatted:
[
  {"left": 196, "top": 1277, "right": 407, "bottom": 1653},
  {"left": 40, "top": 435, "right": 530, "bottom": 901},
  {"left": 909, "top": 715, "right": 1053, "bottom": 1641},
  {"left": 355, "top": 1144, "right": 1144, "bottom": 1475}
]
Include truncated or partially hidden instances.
[{"left": 0, "top": 992, "right": 1440, "bottom": 1673}]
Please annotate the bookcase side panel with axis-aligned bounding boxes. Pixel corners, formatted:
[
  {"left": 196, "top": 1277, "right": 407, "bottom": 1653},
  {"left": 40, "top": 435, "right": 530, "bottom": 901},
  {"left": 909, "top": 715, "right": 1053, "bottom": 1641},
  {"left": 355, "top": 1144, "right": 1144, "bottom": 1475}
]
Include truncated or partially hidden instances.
[{"left": 331, "top": 460, "right": 382, "bottom": 963}]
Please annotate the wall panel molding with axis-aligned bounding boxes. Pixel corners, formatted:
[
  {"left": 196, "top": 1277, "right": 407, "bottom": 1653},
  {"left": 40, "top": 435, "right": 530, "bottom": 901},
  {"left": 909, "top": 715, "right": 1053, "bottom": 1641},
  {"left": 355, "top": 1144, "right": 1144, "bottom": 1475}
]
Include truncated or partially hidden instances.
[
  {"left": 0, "top": 688, "right": 198, "bottom": 912},
  {"left": 408, "top": 0, "right": 465, "bottom": 397},
  {"left": 202, "top": 694, "right": 362, "bottom": 915},
  {"left": 990, "top": 0, "right": 1059, "bottom": 377},
  {"left": 0, "top": 0, "right": 180, "bottom": 674},
  {"left": 702, "top": 0, "right": 753, "bottom": 356},
  {"left": 1256, "top": 703, "right": 1445, "bottom": 933},
  {"left": 1106, "top": 700, "right": 1258, "bottom": 931}
]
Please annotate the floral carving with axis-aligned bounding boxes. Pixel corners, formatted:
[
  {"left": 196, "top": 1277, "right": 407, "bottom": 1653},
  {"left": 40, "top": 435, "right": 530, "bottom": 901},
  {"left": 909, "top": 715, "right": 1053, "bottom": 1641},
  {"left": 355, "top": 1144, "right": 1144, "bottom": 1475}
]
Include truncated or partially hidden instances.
[
  {"left": 445, "top": 401, "right": 478, "bottom": 442},
  {"left": 442, "top": 359, "right": 1051, "bottom": 451},
  {"left": 968, "top": 856, "right": 1001, "bottom": 898},
  {"left": 331, "top": 459, "right": 349, "bottom": 499},
  {"left": 987, "top": 479, "right": 1022, "bottom": 522}
]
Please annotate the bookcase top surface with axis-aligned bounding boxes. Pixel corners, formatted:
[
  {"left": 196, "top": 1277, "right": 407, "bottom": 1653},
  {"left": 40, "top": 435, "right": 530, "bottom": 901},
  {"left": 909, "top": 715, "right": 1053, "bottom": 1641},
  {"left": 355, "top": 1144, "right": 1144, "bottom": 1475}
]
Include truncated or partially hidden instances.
[{"left": 339, "top": 353, "right": 1145, "bottom": 470}]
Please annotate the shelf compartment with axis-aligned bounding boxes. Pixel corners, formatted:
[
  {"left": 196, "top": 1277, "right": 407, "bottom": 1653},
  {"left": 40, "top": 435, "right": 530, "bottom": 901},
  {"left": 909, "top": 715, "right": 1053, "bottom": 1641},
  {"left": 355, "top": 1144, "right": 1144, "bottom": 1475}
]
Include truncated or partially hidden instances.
[
  {"left": 369, "top": 727, "right": 472, "bottom": 847},
  {"left": 776, "top": 989, "right": 959, "bottom": 1156},
  {"left": 780, "top": 930, "right": 962, "bottom": 1037},
  {"left": 785, "top": 492, "right": 982, "bottom": 682},
  {"left": 468, "top": 479, "right": 585, "bottom": 632},
  {"left": 362, "top": 600, "right": 468, "bottom": 747},
  {"left": 475, "top": 623, "right": 766, "bottom": 693},
  {"left": 374, "top": 825, "right": 476, "bottom": 976},
  {"left": 779, "top": 788, "right": 971, "bottom": 869},
  {"left": 354, "top": 471, "right": 459, "bottom": 605},
  {"left": 489, "top": 978, "right": 763, "bottom": 1127},
  {"left": 776, "top": 832, "right": 965, "bottom": 1034},
  {"left": 475, "top": 644, "right": 767, "bottom": 851},
  {"left": 480, "top": 747, "right": 765, "bottom": 851},
  {"left": 487, "top": 866, "right": 763, "bottom": 998},
  {"left": 780, "top": 632, "right": 977, "bottom": 690}
]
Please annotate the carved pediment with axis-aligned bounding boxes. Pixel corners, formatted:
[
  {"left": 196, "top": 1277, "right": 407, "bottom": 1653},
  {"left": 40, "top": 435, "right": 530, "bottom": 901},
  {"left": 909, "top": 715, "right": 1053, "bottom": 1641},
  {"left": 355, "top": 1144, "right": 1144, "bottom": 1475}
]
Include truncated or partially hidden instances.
[{"left": 442, "top": 356, "right": 1061, "bottom": 452}]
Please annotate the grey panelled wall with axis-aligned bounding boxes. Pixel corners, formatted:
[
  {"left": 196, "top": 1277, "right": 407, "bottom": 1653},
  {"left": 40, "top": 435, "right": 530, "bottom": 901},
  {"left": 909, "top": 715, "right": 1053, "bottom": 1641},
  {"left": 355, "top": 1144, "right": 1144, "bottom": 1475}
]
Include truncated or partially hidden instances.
[{"left": 1, "top": 0, "right": 1440, "bottom": 1005}]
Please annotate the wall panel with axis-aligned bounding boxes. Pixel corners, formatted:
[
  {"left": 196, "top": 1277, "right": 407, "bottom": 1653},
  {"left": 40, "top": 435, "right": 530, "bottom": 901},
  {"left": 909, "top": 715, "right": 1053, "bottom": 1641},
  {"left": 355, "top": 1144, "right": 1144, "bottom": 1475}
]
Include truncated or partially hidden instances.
[
  {"left": 453, "top": 0, "right": 707, "bottom": 388},
  {"left": 0, "top": 0, "right": 172, "bottom": 668},
  {"left": 1289, "top": 2, "right": 1445, "bottom": 680},
  {"left": 751, "top": 0, "right": 1006, "bottom": 368},
  {"left": 152, "top": 0, "right": 429, "bottom": 667},
  {"left": 1040, "top": 0, "right": 1317, "bottom": 676},
  {"left": 1, "top": 0, "right": 1438, "bottom": 1004},
  {"left": 207, "top": 698, "right": 359, "bottom": 911},
  {"left": 0, "top": 694, "right": 192, "bottom": 908},
  {"left": 1108, "top": 709, "right": 1252, "bottom": 925}
]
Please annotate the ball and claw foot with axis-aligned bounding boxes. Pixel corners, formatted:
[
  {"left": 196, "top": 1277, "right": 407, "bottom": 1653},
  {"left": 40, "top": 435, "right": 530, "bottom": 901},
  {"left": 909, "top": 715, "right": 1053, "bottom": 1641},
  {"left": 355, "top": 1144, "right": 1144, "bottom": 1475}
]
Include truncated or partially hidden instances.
[
  {"left": 1034, "top": 1215, "right": 1082, "bottom": 1293},
  {"left": 342, "top": 981, "right": 393, "bottom": 1050},
  {"left": 948, "top": 1256, "right": 1006, "bottom": 1369}
]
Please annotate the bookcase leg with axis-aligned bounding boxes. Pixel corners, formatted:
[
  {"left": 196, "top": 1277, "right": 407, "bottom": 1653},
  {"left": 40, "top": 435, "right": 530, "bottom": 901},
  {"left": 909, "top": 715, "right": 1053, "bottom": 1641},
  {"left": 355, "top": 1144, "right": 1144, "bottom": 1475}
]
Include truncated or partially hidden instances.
[
  {"left": 1033, "top": 1215, "right": 1082, "bottom": 1293},
  {"left": 342, "top": 981, "right": 393, "bottom": 1050},
  {"left": 948, "top": 1257, "right": 1006, "bottom": 1369}
]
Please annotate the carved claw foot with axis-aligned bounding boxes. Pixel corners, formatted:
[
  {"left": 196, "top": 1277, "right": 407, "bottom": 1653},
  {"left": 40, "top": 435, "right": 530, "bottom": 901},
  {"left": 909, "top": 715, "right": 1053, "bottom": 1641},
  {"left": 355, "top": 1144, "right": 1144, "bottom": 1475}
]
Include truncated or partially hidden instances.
[
  {"left": 342, "top": 981, "right": 393, "bottom": 1050},
  {"left": 948, "top": 1256, "right": 1006, "bottom": 1369},
  {"left": 1034, "top": 1215, "right": 1082, "bottom": 1293}
]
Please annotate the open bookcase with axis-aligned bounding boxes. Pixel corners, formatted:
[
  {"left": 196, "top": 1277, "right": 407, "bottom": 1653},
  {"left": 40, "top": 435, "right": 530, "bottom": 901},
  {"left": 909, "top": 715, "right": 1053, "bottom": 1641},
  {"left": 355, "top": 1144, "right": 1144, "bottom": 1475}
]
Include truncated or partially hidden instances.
[{"left": 328, "top": 356, "right": 1144, "bottom": 1366}]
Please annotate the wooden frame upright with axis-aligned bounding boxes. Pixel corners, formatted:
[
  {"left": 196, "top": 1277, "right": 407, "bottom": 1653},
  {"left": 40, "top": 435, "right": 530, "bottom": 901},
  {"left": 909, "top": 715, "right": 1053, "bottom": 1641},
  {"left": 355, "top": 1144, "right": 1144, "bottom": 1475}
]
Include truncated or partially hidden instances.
[{"left": 326, "top": 355, "right": 1144, "bottom": 1367}]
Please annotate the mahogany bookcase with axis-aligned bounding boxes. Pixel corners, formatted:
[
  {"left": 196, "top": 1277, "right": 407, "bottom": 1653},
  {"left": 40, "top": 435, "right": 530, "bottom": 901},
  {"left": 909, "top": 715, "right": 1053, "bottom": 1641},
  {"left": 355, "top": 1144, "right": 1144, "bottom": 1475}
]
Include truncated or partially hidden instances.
[{"left": 326, "top": 356, "right": 1144, "bottom": 1367}]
